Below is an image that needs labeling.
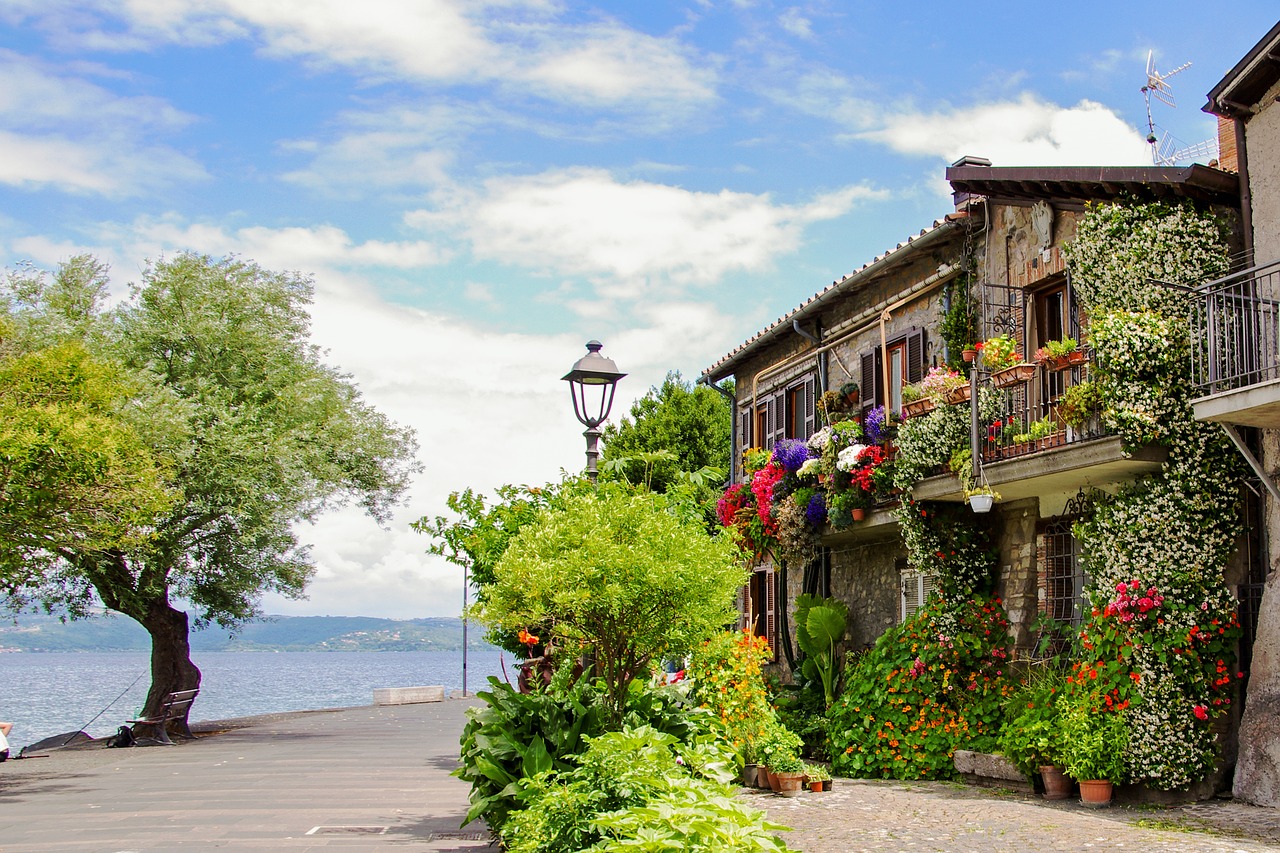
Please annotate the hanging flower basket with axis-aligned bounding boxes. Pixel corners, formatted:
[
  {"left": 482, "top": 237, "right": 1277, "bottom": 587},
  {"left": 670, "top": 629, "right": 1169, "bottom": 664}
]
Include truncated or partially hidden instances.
[
  {"left": 991, "top": 363, "right": 1037, "bottom": 389},
  {"left": 944, "top": 384, "right": 972, "bottom": 405},
  {"left": 900, "top": 398, "right": 935, "bottom": 418}
]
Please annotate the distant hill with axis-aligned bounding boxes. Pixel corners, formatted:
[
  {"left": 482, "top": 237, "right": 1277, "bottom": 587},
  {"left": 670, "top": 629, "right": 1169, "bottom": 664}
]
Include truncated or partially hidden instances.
[{"left": 0, "top": 612, "right": 496, "bottom": 653}]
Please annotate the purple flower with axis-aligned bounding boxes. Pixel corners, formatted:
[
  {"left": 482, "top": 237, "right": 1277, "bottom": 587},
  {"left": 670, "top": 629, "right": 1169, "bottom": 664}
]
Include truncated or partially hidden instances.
[
  {"left": 804, "top": 492, "right": 827, "bottom": 527},
  {"left": 772, "top": 438, "right": 812, "bottom": 473},
  {"left": 864, "top": 406, "right": 887, "bottom": 444}
]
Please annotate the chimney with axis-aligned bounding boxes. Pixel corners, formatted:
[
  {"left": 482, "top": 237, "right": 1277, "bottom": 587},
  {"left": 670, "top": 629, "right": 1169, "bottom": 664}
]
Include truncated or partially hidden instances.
[
  {"left": 1216, "top": 116, "right": 1239, "bottom": 172},
  {"left": 949, "top": 155, "right": 992, "bottom": 210}
]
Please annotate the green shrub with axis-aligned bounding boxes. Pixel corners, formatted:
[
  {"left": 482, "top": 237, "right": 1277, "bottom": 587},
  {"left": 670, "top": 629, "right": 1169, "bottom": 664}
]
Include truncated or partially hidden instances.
[{"left": 828, "top": 595, "right": 1014, "bottom": 780}]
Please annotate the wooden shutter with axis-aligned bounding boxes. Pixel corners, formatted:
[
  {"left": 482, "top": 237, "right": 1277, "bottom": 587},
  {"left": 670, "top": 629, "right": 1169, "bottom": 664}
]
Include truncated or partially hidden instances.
[
  {"left": 802, "top": 374, "right": 817, "bottom": 439},
  {"left": 738, "top": 408, "right": 751, "bottom": 477},
  {"left": 766, "top": 392, "right": 785, "bottom": 449},
  {"left": 763, "top": 563, "right": 777, "bottom": 659},
  {"left": 860, "top": 349, "right": 883, "bottom": 412},
  {"left": 906, "top": 328, "right": 926, "bottom": 384},
  {"left": 901, "top": 572, "right": 920, "bottom": 622}
]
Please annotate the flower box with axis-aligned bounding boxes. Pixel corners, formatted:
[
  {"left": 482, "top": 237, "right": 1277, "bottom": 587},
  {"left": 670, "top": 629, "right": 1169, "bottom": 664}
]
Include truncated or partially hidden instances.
[
  {"left": 991, "top": 363, "right": 1037, "bottom": 389},
  {"left": 1041, "top": 350, "right": 1087, "bottom": 372},
  {"left": 944, "top": 384, "right": 972, "bottom": 405},
  {"left": 900, "top": 398, "right": 935, "bottom": 419}
]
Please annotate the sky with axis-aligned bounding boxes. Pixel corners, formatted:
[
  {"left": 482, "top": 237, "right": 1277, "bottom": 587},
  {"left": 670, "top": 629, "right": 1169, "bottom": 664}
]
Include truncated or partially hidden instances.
[{"left": 1, "top": 2, "right": 1276, "bottom": 620}]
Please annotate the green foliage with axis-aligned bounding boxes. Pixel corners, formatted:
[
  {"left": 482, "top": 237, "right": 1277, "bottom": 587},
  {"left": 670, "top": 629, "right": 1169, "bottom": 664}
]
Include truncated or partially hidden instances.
[
  {"left": 457, "top": 677, "right": 710, "bottom": 831},
  {"left": 591, "top": 784, "right": 793, "bottom": 852},
  {"left": 474, "top": 486, "right": 746, "bottom": 721},
  {"left": 895, "top": 500, "right": 995, "bottom": 602},
  {"left": 4, "top": 253, "right": 420, "bottom": 718},
  {"left": 1056, "top": 381, "right": 1101, "bottom": 429},
  {"left": 414, "top": 478, "right": 588, "bottom": 653},
  {"left": 1060, "top": 698, "right": 1129, "bottom": 783},
  {"left": 980, "top": 334, "right": 1020, "bottom": 371},
  {"left": 828, "top": 596, "right": 1013, "bottom": 781},
  {"left": 794, "top": 594, "right": 848, "bottom": 707},
  {"left": 939, "top": 273, "right": 978, "bottom": 370},
  {"left": 601, "top": 371, "right": 732, "bottom": 495},
  {"left": 0, "top": 338, "right": 174, "bottom": 590},
  {"left": 998, "top": 665, "right": 1069, "bottom": 774},
  {"left": 687, "top": 630, "right": 778, "bottom": 762},
  {"left": 1066, "top": 200, "right": 1244, "bottom": 790},
  {"left": 1064, "top": 199, "right": 1229, "bottom": 320}
]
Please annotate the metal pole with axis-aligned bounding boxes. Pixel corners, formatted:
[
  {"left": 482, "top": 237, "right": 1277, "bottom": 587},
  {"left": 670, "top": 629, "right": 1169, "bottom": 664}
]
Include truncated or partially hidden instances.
[
  {"left": 584, "top": 426, "right": 602, "bottom": 485},
  {"left": 971, "top": 364, "right": 980, "bottom": 485},
  {"left": 468, "top": 560, "right": 473, "bottom": 696}
]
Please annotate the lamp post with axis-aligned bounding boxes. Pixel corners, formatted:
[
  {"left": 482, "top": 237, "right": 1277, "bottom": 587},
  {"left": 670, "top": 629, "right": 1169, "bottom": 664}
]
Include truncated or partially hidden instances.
[{"left": 562, "top": 340, "right": 626, "bottom": 484}]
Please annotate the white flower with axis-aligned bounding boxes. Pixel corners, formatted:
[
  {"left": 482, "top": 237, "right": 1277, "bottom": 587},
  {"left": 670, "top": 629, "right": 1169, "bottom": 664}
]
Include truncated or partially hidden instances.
[
  {"left": 807, "top": 427, "right": 832, "bottom": 452},
  {"left": 836, "top": 443, "right": 867, "bottom": 472},
  {"left": 798, "top": 458, "right": 821, "bottom": 480}
]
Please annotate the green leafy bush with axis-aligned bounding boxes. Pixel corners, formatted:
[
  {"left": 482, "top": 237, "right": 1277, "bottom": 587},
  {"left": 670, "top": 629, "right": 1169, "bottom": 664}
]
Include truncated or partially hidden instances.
[
  {"left": 456, "top": 677, "right": 710, "bottom": 831},
  {"left": 998, "top": 666, "right": 1069, "bottom": 775},
  {"left": 1059, "top": 697, "right": 1129, "bottom": 783},
  {"left": 502, "top": 725, "right": 791, "bottom": 853},
  {"left": 828, "top": 596, "right": 1013, "bottom": 780}
]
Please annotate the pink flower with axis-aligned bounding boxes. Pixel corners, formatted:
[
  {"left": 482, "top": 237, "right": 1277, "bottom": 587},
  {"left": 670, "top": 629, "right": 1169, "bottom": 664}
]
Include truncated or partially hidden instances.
[
  {"left": 1193, "top": 705, "right": 1209, "bottom": 721},
  {"left": 1116, "top": 582, "right": 1127, "bottom": 593}
]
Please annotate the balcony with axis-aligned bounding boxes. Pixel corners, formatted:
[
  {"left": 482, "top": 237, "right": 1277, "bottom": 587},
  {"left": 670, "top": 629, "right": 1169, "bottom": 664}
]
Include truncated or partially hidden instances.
[
  {"left": 1191, "top": 258, "right": 1280, "bottom": 428},
  {"left": 912, "top": 354, "right": 1166, "bottom": 503}
]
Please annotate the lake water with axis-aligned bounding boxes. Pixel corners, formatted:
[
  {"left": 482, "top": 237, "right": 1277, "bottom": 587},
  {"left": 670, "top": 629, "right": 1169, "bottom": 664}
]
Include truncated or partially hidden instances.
[{"left": 0, "top": 649, "right": 513, "bottom": 752}]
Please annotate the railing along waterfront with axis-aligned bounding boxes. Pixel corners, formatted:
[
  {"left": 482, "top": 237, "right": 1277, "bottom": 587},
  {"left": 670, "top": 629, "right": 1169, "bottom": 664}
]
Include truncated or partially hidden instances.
[{"left": 1191, "top": 258, "right": 1280, "bottom": 398}]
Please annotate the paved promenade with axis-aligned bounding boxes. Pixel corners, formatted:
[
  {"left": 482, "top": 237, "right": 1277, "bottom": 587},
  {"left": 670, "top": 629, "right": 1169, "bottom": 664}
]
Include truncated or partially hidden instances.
[{"left": 3, "top": 697, "right": 1280, "bottom": 851}]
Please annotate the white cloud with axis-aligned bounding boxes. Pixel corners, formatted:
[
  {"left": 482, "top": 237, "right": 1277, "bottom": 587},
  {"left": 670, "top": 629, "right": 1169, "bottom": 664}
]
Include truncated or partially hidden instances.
[
  {"left": 778, "top": 9, "right": 813, "bottom": 40},
  {"left": 0, "top": 50, "right": 206, "bottom": 196},
  {"left": 410, "top": 168, "right": 884, "bottom": 295},
  {"left": 857, "top": 94, "right": 1151, "bottom": 167},
  {"left": 10, "top": 0, "right": 717, "bottom": 112}
]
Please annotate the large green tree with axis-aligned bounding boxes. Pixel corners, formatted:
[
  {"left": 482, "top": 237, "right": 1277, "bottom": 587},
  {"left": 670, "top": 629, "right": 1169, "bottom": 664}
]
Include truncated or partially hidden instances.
[
  {"left": 472, "top": 486, "right": 746, "bottom": 721},
  {"left": 600, "top": 371, "right": 732, "bottom": 493},
  {"left": 4, "top": 254, "right": 419, "bottom": 727}
]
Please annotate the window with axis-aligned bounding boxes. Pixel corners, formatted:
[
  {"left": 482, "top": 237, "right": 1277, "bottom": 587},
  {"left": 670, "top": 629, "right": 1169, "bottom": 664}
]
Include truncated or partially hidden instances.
[
  {"left": 740, "top": 373, "right": 817, "bottom": 455},
  {"left": 744, "top": 563, "right": 778, "bottom": 660},
  {"left": 1040, "top": 517, "right": 1085, "bottom": 624},
  {"left": 900, "top": 562, "right": 937, "bottom": 622},
  {"left": 860, "top": 328, "right": 926, "bottom": 416}
]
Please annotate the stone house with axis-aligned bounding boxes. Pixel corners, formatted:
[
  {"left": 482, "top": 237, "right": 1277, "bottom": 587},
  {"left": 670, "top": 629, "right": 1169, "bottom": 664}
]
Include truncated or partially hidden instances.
[
  {"left": 701, "top": 157, "right": 1255, "bottom": 797},
  {"left": 1200, "top": 18, "right": 1280, "bottom": 808}
]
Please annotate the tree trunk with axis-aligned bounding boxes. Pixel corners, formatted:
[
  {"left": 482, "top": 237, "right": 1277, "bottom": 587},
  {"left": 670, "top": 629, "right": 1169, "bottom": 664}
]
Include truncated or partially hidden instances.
[{"left": 136, "top": 598, "right": 202, "bottom": 740}]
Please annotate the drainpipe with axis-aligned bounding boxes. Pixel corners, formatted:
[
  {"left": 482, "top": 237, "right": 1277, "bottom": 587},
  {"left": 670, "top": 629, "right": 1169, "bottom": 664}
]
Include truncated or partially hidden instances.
[
  {"left": 699, "top": 376, "right": 737, "bottom": 484},
  {"left": 792, "top": 319, "right": 828, "bottom": 394},
  {"left": 1235, "top": 116, "right": 1254, "bottom": 265}
]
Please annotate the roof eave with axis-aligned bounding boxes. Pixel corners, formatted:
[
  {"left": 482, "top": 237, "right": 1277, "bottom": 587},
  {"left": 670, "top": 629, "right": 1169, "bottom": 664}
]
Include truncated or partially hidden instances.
[{"left": 1204, "top": 20, "right": 1280, "bottom": 119}]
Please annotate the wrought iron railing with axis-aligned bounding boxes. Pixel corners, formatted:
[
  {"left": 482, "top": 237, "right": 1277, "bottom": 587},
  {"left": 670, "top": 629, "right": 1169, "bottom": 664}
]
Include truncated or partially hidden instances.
[
  {"left": 979, "top": 355, "right": 1108, "bottom": 463},
  {"left": 1191, "top": 258, "right": 1280, "bottom": 397}
]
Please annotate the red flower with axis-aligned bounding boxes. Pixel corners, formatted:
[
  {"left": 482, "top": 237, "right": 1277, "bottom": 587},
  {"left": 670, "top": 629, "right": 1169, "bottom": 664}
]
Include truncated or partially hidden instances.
[{"left": 1193, "top": 705, "right": 1209, "bottom": 721}]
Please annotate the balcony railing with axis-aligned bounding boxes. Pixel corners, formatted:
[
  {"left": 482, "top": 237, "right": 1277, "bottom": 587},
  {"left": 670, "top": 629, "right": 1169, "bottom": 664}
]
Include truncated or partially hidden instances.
[
  {"left": 1191, "top": 259, "right": 1280, "bottom": 398},
  {"left": 979, "top": 355, "right": 1107, "bottom": 463}
]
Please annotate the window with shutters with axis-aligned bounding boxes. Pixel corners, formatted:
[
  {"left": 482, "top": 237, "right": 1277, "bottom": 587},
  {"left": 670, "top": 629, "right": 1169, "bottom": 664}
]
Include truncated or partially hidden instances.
[
  {"left": 860, "top": 328, "right": 927, "bottom": 417},
  {"left": 741, "top": 373, "right": 818, "bottom": 456},
  {"left": 744, "top": 562, "right": 778, "bottom": 661},
  {"left": 900, "top": 564, "right": 937, "bottom": 622}
]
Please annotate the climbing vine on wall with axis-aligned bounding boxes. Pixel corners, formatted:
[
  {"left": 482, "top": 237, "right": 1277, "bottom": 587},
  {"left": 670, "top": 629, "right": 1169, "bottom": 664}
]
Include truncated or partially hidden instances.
[{"left": 1065, "top": 199, "right": 1246, "bottom": 789}]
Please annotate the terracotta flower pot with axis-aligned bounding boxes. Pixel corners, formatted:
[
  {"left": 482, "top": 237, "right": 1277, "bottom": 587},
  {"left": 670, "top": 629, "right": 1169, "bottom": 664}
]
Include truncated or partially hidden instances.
[
  {"left": 852, "top": 507, "right": 866, "bottom": 521},
  {"left": 962, "top": 348, "right": 976, "bottom": 363},
  {"left": 1039, "top": 764, "right": 1074, "bottom": 800},
  {"left": 776, "top": 771, "right": 805, "bottom": 798},
  {"left": 742, "top": 764, "right": 759, "bottom": 788},
  {"left": 1078, "top": 779, "right": 1113, "bottom": 808}
]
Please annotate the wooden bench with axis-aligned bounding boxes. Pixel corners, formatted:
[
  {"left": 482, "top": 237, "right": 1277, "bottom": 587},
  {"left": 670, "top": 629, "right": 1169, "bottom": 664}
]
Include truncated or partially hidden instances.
[{"left": 126, "top": 689, "right": 199, "bottom": 746}]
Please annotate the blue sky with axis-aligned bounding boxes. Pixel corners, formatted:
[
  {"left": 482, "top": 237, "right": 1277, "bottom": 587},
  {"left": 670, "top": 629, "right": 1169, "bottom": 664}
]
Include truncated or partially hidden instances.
[{"left": 2, "top": 2, "right": 1275, "bottom": 619}]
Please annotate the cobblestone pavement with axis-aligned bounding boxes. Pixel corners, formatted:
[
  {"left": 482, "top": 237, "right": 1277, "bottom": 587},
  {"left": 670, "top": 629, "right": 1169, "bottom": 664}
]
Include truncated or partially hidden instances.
[{"left": 752, "top": 779, "right": 1280, "bottom": 853}]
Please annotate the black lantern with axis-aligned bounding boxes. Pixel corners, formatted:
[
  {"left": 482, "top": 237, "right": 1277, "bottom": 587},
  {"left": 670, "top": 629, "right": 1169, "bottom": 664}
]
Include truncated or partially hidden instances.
[{"left": 562, "top": 340, "right": 626, "bottom": 483}]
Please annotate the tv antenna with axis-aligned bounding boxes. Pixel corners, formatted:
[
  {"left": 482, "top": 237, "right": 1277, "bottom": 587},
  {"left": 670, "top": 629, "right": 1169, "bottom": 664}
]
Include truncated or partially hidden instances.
[{"left": 1141, "top": 50, "right": 1217, "bottom": 166}]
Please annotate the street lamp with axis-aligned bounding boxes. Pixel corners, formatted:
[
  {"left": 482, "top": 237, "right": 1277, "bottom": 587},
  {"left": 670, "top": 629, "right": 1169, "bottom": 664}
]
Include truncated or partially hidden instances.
[{"left": 562, "top": 340, "right": 626, "bottom": 484}]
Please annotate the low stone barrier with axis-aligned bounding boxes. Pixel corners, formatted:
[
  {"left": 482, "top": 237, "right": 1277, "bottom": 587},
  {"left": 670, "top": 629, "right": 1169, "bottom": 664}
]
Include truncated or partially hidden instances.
[
  {"left": 373, "top": 686, "right": 446, "bottom": 706},
  {"left": 952, "top": 749, "right": 1033, "bottom": 793}
]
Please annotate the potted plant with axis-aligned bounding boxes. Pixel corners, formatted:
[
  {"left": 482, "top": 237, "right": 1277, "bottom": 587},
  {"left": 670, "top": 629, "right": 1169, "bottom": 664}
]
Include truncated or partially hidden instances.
[
  {"left": 964, "top": 485, "right": 1000, "bottom": 514},
  {"left": 918, "top": 366, "right": 966, "bottom": 402},
  {"left": 768, "top": 751, "right": 806, "bottom": 798},
  {"left": 1060, "top": 700, "right": 1128, "bottom": 807},
  {"left": 803, "top": 763, "right": 832, "bottom": 792},
  {"left": 900, "top": 383, "right": 934, "bottom": 418},
  {"left": 840, "top": 380, "right": 860, "bottom": 406},
  {"left": 998, "top": 669, "right": 1072, "bottom": 799},
  {"left": 983, "top": 334, "right": 1037, "bottom": 387},
  {"left": 1057, "top": 381, "right": 1102, "bottom": 441},
  {"left": 1033, "top": 337, "right": 1085, "bottom": 371}
]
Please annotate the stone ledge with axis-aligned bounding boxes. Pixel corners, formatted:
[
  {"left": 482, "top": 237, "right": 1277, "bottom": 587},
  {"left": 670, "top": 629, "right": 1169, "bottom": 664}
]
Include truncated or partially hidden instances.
[
  {"left": 953, "top": 749, "right": 1033, "bottom": 793},
  {"left": 373, "top": 686, "right": 446, "bottom": 706}
]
